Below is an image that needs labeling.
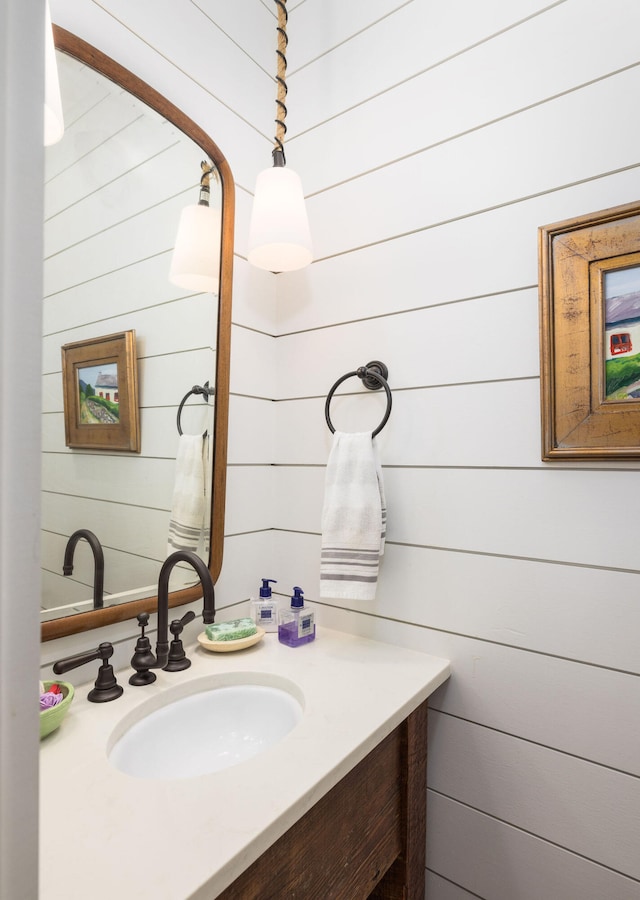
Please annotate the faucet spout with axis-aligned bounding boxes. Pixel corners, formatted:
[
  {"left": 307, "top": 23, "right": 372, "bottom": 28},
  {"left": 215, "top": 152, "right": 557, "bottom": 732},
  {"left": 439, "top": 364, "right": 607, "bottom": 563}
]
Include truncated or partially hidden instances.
[
  {"left": 155, "top": 550, "right": 215, "bottom": 669},
  {"left": 63, "top": 529, "right": 104, "bottom": 610}
]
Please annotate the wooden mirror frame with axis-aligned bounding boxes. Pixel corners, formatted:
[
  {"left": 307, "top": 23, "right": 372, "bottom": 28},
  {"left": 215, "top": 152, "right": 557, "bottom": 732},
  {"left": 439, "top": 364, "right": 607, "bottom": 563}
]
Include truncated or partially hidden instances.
[{"left": 42, "top": 27, "right": 233, "bottom": 641}]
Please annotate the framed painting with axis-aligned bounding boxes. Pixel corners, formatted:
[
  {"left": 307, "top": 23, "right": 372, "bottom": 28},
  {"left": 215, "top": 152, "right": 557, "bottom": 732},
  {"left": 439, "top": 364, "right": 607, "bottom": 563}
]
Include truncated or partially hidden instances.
[
  {"left": 539, "top": 200, "right": 640, "bottom": 460},
  {"left": 61, "top": 330, "right": 140, "bottom": 452}
]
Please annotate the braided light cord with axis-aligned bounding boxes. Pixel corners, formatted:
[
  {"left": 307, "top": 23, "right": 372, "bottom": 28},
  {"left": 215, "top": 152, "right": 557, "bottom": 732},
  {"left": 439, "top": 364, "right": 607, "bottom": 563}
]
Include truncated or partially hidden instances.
[
  {"left": 197, "top": 160, "right": 215, "bottom": 205},
  {"left": 274, "top": 0, "right": 288, "bottom": 161}
]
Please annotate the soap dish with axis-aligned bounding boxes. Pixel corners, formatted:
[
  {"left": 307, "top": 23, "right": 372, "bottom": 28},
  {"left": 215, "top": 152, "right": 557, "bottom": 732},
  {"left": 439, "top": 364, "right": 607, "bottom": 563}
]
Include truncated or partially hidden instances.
[
  {"left": 197, "top": 627, "right": 265, "bottom": 653},
  {"left": 40, "top": 680, "right": 75, "bottom": 740}
]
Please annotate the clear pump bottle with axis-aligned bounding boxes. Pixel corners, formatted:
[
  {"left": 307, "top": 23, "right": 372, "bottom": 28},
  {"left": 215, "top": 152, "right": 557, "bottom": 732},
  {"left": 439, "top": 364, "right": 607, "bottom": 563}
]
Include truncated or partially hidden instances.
[
  {"left": 278, "top": 586, "right": 316, "bottom": 647},
  {"left": 250, "top": 578, "right": 278, "bottom": 632}
]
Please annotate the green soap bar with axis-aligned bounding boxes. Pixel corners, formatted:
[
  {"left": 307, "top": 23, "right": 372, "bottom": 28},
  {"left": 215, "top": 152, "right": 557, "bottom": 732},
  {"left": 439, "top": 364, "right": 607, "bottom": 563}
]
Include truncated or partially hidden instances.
[{"left": 205, "top": 617, "right": 257, "bottom": 642}]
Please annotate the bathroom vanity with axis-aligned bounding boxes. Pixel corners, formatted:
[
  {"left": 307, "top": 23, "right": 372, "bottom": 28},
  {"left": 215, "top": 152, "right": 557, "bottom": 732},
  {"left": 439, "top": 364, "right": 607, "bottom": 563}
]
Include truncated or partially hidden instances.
[
  {"left": 220, "top": 701, "right": 428, "bottom": 899},
  {"left": 40, "top": 627, "right": 449, "bottom": 899}
]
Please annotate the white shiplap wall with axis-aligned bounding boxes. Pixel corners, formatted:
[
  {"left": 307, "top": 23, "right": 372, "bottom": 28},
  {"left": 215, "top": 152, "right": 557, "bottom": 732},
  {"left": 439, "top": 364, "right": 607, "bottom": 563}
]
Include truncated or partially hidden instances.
[
  {"left": 274, "top": 0, "right": 640, "bottom": 897},
  {"left": 47, "top": 0, "right": 640, "bottom": 897}
]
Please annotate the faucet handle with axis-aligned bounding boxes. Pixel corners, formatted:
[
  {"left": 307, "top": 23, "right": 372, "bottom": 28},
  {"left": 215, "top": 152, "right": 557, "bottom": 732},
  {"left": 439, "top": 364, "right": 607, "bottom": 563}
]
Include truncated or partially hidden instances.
[
  {"left": 53, "top": 642, "right": 123, "bottom": 703},
  {"left": 170, "top": 609, "right": 196, "bottom": 636},
  {"left": 164, "top": 610, "right": 196, "bottom": 672}
]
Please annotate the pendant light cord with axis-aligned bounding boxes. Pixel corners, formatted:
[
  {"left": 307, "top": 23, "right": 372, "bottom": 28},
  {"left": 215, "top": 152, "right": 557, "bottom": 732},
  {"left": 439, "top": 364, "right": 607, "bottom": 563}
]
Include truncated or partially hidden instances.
[
  {"left": 198, "top": 160, "right": 215, "bottom": 206},
  {"left": 274, "top": 0, "right": 288, "bottom": 165},
  {"left": 246, "top": 0, "right": 312, "bottom": 272}
]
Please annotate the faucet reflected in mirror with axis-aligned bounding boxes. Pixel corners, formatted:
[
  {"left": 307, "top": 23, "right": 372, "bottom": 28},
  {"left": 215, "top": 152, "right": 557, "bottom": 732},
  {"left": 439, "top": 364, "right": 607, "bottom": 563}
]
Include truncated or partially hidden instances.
[{"left": 63, "top": 529, "right": 104, "bottom": 610}]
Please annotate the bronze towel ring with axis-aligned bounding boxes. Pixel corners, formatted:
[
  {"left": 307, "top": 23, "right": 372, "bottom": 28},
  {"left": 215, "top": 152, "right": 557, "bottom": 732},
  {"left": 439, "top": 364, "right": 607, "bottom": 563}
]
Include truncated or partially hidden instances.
[
  {"left": 176, "top": 382, "right": 214, "bottom": 437},
  {"left": 325, "top": 361, "right": 392, "bottom": 438}
]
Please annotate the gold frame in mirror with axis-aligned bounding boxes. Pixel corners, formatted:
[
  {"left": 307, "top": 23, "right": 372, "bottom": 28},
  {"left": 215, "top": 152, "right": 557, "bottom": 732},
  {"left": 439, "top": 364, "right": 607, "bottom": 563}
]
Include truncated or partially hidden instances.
[{"left": 42, "top": 27, "right": 233, "bottom": 641}]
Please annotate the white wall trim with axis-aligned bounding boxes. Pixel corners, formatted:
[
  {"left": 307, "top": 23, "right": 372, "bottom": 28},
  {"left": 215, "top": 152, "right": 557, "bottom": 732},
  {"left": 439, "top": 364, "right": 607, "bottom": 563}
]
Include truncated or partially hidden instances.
[{"left": 0, "top": 2, "right": 44, "bottom": 897}]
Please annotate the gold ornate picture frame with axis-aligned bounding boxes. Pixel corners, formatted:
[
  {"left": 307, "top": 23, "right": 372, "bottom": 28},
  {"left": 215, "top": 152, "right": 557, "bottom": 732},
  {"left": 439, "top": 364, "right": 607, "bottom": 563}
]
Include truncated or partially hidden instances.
[
  {"left": 539, "top": 200, "right": 640, "bottom": 460},
  {"left": 61, "top": 330, "right": 140, "bottom": 452}
]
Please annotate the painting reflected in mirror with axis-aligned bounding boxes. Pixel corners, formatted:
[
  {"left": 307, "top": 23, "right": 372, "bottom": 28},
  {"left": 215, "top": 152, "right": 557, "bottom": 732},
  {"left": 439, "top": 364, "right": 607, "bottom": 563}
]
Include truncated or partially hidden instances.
[{"left": 41, "top": 28, "right": 233, "bottom": 640}]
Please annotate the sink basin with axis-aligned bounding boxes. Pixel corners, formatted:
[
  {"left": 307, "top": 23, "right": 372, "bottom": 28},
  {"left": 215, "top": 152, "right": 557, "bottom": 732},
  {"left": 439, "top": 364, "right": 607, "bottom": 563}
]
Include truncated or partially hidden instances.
[{"left": 108, "top": 678, "right": 303, "bottom": 780}]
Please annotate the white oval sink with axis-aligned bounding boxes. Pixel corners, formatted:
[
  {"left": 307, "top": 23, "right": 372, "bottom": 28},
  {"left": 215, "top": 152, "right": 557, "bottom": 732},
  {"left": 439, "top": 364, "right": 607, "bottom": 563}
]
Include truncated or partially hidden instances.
[{"left": 108, "top": 679, "right": 303, "bottom": 780}]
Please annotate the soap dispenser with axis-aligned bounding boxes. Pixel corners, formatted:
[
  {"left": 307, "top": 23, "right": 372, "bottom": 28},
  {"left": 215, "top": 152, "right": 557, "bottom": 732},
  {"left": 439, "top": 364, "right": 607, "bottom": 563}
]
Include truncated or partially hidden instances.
[
  {"left": 278, "top": 586, "right": 316, "bottom": 647},
  {"left": 250, "top": 578, "right": 278, "bottom": 632}
]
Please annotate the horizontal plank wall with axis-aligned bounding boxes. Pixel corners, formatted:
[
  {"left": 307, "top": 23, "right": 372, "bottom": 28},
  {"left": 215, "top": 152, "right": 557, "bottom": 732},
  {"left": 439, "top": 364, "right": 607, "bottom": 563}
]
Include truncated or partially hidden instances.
[
  {"left": 44, "top": 1, "right": 640, "bottom": 897},
  {"left": 273, "top": 0, "right": 640, "bottom": 897}
]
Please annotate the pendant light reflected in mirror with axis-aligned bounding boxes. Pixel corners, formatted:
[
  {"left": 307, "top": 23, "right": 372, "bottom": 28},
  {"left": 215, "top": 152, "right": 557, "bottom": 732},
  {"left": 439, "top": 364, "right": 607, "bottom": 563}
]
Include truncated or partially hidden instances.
[
  {"left": 44, "top": 1, "right": 64, "bottom": 146},
  {"left": 247, "top": 0, "right": 312, "bottom": 273},
  {"left": 169, "top": 161, "right": 222, "bottom": 294}
]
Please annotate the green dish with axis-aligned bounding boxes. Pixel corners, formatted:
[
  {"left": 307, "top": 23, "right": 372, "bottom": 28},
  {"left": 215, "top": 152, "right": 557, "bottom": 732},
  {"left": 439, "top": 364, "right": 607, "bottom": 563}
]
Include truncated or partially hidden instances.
[{"left": 40, "top": 681, "right": 74, "bottom": 740}]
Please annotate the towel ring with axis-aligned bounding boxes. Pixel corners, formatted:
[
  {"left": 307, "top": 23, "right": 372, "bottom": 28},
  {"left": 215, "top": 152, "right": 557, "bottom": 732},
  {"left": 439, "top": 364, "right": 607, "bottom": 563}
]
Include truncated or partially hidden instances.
[
  {"left": 176, "top": 382, "right": 214, "bottom": 437},
  {"left": 325, "top": 361, "right": 392, "bottom": 438}
]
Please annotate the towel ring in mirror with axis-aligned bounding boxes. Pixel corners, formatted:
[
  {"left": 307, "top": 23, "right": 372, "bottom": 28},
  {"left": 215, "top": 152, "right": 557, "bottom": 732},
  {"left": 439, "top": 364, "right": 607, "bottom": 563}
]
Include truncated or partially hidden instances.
[{"left": 177, "top": 382, "right": 215, "bottom": 437}]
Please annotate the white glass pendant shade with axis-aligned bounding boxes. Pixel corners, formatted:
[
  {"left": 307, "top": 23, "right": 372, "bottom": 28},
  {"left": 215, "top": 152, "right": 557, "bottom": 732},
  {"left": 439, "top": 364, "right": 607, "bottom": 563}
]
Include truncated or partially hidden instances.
[
  {"left": 247, "top": 165, "right": 313, "bottom": 273},
  {"left": 169, "top": 204, "right": 221, "bottom": 294},
  {"left": 44, "top": 1, "right": 64, "bottom": 146}
]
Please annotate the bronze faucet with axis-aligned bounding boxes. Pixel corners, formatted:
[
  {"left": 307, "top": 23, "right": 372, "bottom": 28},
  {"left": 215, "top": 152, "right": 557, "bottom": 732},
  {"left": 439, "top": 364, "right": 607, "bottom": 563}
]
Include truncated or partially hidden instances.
[
  {"left": 63, "top": 529, "right": 104, "bottom": 610},
  {"left": 153, "top": 550, "right": 215, "bottom": 669}
]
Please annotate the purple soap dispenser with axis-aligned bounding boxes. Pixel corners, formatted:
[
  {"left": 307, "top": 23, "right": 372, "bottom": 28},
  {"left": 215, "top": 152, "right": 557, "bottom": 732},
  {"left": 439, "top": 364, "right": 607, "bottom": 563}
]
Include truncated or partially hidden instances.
[{"left": 278, "top": 586, "right": 316, "bottom": 647}]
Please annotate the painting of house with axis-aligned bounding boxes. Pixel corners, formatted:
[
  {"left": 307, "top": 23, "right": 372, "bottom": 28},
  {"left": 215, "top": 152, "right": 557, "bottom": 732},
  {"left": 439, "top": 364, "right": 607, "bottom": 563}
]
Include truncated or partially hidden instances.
[
  {"left": 603, "top": 265, "right": 640, "bottom": 399},
  {"left": 76, "top": 362, "right": 120, "bottom": 424},
  {"left": 94, "top": 370, "right": 119, "bottom": 404}
]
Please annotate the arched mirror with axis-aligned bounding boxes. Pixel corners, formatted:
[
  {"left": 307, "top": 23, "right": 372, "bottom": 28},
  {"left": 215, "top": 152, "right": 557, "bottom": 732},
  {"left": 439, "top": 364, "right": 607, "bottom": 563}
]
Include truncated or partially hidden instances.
[{"left": 41, "top": 27, "right": 233, "bottom": 641}]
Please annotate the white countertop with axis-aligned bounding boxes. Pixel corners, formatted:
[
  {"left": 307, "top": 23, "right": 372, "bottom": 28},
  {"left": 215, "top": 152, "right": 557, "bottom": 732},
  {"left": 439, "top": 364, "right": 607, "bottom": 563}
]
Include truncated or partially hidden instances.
[{"left": 40, "top": 626, "right": 450, "bottom": 900}]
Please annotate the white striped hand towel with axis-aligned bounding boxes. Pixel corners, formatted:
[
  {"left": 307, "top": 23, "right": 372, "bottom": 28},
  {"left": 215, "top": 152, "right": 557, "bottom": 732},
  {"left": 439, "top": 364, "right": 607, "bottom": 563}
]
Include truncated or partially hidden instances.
[
  {"left": 320, "top": 431, "right": 386, "bottom": 601},
  {"left": 167, "top": 434, "right": 206, "bottom": 555}
]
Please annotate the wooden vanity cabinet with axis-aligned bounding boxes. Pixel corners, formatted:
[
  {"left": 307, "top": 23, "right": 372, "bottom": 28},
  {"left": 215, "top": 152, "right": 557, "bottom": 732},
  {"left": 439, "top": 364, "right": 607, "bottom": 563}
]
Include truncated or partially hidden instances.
[{"left": 218, "top": 700, "right": 428, "bottom": 900}]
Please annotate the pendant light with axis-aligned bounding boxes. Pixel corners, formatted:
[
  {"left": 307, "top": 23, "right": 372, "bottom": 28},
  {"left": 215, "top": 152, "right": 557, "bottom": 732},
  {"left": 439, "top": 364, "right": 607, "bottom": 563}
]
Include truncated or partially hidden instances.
[
  {"left": 44, "top": 0, "right": 64, "bottom": 146},
  {"left": 169, "top": 160, "right": 221, "bottom": 294},
  {"left": 247, "top": 0, "right": 312, "bottom": 273}
]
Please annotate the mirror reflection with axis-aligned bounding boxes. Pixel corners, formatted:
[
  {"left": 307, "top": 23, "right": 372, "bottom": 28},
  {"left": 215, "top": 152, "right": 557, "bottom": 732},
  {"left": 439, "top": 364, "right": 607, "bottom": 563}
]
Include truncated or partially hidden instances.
[{"left": 41, "top": 29, "right": 232, "bottom": 640}]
